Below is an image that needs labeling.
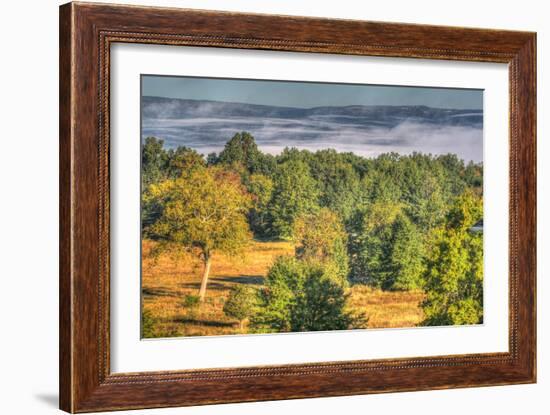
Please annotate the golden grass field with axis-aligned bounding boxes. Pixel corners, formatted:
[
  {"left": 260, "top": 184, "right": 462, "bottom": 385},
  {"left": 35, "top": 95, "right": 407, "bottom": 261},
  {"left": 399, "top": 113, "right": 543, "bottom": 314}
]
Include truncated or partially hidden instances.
[{"left": 142, "top": 239, "right": 425, "bottom": 338}]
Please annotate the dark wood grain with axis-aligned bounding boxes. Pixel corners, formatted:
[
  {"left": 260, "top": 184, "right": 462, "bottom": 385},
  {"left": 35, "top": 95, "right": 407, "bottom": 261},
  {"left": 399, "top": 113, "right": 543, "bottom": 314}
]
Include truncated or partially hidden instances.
[
  {"left": 59, "top": 3, "right": 73, "bottom": 412},
  {"left": 59, "top": 2, "right": 536, "bottom": 412}
]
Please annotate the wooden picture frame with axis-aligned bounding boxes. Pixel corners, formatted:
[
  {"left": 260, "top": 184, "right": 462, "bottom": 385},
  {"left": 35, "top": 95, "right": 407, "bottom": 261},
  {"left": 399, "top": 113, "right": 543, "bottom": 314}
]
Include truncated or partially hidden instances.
[{"left": 59, "top": 2, "right": 536, "bottom": 412}]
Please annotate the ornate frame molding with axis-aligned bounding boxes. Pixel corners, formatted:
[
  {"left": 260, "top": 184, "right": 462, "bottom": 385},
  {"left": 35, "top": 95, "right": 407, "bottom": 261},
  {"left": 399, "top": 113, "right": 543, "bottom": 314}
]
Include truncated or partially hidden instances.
[{"left": 60, "top": 2, "right": 536, "bottom": 412}]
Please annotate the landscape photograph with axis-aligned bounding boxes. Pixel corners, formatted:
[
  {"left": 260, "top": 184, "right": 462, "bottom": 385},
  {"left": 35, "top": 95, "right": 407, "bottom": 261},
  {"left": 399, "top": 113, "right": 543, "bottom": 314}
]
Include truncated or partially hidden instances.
[{"left": 140, "top": 75, "right": 484, "bottom": 338}]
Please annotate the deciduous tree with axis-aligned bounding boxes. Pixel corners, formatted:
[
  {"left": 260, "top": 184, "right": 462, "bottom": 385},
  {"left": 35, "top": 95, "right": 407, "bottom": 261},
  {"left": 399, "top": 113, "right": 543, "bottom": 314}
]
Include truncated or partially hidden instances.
[
  {"left": 269, "top": 160, "right": 320, "bottom": 239},
  {"left": 165, "top": 146, "right": 205, "bottom": 177},
  {"left": 293, "top": 208, "right": 349, "bottom": 284},
  {"left": 245, "top": 173, "right": 274, "bottom": 237},
  {"left": 421, "top": 191, "right": 483, "bottom": 325},
  {"left": 148, "top": 166, "right": 252, "bottom": 301},
  {"left": 142, "top": 136, "right": 168, "bottom": 187}
]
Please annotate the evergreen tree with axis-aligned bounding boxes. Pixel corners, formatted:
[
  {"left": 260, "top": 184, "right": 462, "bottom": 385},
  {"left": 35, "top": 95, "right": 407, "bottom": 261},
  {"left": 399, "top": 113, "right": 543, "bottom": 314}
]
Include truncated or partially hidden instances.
[
  {"left": 218, "top": 132, "right": 260, "bottom": 168},
  {"left": 386, "top": 214, "right": 426, "bottom": 290},
  {"left": 349, "top": 201, "right": 403, "bottom": 287},
  {"left": 251, "top": 257, "right": 365, "bottom": 332},
  {"left": 349, "top": 203, "right": 426, "bottom": 290}
]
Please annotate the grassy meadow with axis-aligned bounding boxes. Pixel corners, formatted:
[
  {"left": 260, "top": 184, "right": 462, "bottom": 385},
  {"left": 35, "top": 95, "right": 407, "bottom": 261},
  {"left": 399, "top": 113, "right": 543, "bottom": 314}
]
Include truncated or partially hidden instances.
[{"left": 142, "top": 239, "right": 424, "bottom": 338}]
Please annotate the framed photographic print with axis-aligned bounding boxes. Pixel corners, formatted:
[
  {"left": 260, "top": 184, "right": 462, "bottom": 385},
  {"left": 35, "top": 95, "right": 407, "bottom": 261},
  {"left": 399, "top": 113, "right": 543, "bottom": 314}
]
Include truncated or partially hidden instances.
[{"left": 59, "top": 2, "right": 536, "bottom": 412}]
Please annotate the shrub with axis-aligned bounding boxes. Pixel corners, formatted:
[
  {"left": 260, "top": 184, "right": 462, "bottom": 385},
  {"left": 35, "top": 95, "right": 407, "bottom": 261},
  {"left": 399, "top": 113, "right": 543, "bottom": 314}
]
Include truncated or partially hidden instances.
[
  {"left": 141, "top": 310, "right": 156, "bottom": 338},
  {"left": 223, "top": 285, "right": 258, "bottom": 331},
  {"left": 251, "top": 256, "right": 365, "bottom": 333},
  {"left": 182, "top": 294, "right": 201, "bottom": 308}
]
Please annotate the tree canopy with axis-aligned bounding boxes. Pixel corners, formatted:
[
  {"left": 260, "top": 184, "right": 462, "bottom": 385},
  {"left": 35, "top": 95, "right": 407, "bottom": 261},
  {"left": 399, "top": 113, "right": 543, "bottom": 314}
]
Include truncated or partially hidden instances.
[
  {"left": 142, "top": 132, "right": 484, "bottom": 326},
  {"left": 146, "top": 166, "right": 252, "bottom": 301}
]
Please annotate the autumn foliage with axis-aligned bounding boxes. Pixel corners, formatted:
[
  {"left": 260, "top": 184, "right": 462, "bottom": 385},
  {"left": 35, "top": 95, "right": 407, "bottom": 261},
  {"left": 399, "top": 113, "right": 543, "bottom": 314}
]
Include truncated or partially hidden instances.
[
  {"left": 146, "top": 165, "right": 252, "bottom": 301},
  {"left": 141, "top": 132, "right": 484, "bottom": 336}
]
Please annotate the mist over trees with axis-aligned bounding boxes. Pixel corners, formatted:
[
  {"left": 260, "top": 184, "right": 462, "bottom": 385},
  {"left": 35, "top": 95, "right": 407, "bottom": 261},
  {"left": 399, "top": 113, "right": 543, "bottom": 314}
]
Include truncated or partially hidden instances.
[{"left": 142, "top": 131, "right": 484, "bottom": 329}]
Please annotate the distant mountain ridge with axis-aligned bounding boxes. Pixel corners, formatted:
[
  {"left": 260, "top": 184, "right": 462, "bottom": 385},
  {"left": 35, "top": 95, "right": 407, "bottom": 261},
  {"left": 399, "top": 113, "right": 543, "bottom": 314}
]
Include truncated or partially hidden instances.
[
  {"left": 141, "top": 96, "right": 483, "bottom": 162},
  {"left": 142, "top": 96, "right": 483, "bottom": 129}
]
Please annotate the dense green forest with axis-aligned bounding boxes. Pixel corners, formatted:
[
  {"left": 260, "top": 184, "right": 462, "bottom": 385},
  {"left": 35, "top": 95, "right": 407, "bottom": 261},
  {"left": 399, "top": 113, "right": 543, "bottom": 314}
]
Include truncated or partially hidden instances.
[{"left": 142, "top": 132, "right": 484, "bottom": 331}]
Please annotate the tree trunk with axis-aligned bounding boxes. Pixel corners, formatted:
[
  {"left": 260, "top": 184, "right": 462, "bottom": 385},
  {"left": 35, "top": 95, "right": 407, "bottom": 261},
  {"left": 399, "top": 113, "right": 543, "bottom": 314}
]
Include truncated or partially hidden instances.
[
  {"left": 239, "top": 319, "right": 244, "bottom": 331},
  {"left": 199, "top": 255, "right": 211, "bottom": 302}
]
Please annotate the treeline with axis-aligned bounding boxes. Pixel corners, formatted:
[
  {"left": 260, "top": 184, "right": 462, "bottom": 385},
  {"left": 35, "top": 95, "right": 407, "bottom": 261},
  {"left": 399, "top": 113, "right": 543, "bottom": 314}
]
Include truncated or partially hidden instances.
[{"left": 142, "top": 132, "right": 484, "bottom": 327}]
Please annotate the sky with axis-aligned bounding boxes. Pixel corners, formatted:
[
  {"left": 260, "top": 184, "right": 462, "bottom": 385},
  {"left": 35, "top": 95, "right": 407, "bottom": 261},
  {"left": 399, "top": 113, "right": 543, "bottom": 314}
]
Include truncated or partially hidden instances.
[
  {"left": 141, "top": 75, "right": 484, "bottom": 162},
  {"left": 142, "top": 75, "right": 483, "bottom": 110}
]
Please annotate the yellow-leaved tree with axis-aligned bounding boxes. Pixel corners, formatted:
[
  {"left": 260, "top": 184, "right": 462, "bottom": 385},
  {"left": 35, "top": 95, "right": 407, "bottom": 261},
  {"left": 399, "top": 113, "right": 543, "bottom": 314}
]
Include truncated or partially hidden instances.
[{"left": 148, "top": 166, "right": 252, "bottom": 302}]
